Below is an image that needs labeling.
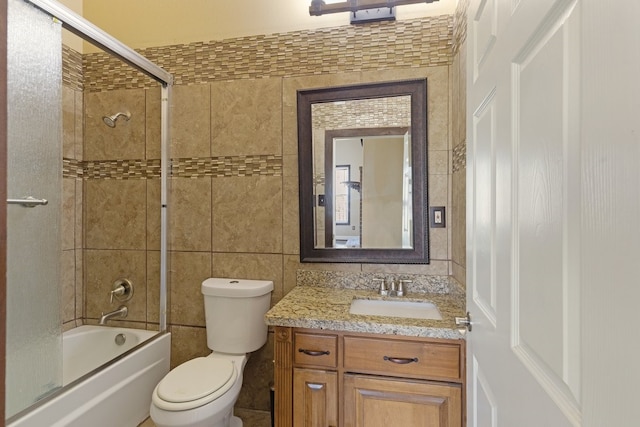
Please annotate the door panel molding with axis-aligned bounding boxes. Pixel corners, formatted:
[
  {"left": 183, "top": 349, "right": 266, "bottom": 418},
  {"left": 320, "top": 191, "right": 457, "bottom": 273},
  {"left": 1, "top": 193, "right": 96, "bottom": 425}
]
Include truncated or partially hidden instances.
[
  {"left": 471, "top": 87, "right": 498, "bottom": 328},
  {"left": 510, "top": 0, "right": 581, "bottom": 423},
  {"left": 471, "top": 356, "right": 497, "bottom": 427},
  {"left": 472, "top": 0, "right": 497, "bottom": 82}
]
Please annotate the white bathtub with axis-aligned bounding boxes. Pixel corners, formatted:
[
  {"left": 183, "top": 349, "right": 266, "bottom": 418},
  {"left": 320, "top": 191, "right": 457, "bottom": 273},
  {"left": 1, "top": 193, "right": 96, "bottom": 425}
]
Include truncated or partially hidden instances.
[{"left": 8, "top": 325, "right": 171, "bottom": 427}]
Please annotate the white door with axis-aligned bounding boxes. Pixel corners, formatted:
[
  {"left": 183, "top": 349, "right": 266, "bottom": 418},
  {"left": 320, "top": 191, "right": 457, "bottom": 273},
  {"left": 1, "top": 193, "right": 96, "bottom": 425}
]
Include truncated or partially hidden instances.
[
  {"left": 467, "top": 0, "right": 640, "bottom": 425},
  {"left": 466, "top": 0, "right": 582, "bottom": 425}
]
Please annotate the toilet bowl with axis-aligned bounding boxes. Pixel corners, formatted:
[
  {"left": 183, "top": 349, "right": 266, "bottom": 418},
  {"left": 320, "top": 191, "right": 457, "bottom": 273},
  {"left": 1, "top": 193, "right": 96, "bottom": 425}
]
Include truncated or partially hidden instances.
[
  {"left": 150, "top": 353, "right": 246, "bottom": 427},
  {"left": 150, "top": 278, "right": 273, "bottom": 427}
]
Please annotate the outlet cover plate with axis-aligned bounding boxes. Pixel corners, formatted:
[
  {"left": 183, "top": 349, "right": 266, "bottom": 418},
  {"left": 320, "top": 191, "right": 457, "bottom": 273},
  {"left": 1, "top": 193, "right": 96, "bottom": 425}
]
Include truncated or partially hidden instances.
[{"left": 430, "top": 206, "right": 446, "bottom": 228}]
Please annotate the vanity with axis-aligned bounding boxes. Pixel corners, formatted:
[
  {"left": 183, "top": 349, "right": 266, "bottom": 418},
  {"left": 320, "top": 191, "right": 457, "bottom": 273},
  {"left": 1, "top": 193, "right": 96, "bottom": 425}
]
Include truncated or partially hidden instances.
[
  {"left": 276, "top": 77, "right": 466, "bottom": 425},
  {"left": 265, "top": 285, "right": 467, "bottom": 427}
]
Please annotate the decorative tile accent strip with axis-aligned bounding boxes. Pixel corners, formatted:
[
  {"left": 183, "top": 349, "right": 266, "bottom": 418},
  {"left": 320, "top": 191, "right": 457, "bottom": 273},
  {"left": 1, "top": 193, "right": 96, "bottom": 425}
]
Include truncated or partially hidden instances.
[
  {"left": 172, "top": 155, "right": 283, "bottom": 178},
  {"left": 452, "top": 140, "right": 466, "bottom": 173},
  {"left": 62, "top": 158, "right": 83, "bottom": 179},
  {"left": 453, "top": 0, "right": 469, "bottom": 56},
  {"left": 83, "top": 53, "right": 156, "bottom": 92},
  {"left": 62, "top": 45, "right": 83, "bottom": 91},
  {"left": 83, "top": 16, "right": 453, "bottom": 92},
  {"left": 83, "top": 159, "right": 162, "bottom": 180},
  {"left": 77, "top": 155, "right": 283, "bottom": 180},
  {"left": 296, "top": 270, "right": 452, "bottom": 294},
  {"left": 312, "top": 96, "right": 411, "bottom": 129}
]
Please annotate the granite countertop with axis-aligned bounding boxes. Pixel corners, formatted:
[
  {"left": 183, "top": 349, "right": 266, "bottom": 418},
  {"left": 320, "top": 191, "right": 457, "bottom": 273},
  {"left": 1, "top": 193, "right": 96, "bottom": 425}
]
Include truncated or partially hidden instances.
[{"left": 265, "top": 285, "right": 467, "bottom": 340}]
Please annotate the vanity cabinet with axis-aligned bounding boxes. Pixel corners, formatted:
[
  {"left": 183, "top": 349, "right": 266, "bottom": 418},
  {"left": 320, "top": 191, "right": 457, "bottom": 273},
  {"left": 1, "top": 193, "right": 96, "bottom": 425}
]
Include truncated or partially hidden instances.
[
  {"left": 293, "top": 331, "right": 339, "bottom": 426},
  {"left": 293, "top": 368, "right": 338, "bottom": 426},
  {"left": 274, "top": 327, "right": 465, "bottom": 427},
  {"left": 343, "top": 374, "right": 461, "bottom": 427}
]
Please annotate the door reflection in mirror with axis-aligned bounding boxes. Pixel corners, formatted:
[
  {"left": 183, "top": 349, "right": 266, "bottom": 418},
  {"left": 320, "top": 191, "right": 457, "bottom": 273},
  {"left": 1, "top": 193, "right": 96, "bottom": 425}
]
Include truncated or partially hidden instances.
[{"left": 320, "top": 128, "right": 412, "bottom": 250}]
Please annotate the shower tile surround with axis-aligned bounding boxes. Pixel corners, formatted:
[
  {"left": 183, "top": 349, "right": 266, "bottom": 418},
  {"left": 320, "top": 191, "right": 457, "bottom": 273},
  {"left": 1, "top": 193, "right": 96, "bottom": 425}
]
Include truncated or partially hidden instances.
[{"left": 58, "top": 12, "right": 469, "bottom": 417}]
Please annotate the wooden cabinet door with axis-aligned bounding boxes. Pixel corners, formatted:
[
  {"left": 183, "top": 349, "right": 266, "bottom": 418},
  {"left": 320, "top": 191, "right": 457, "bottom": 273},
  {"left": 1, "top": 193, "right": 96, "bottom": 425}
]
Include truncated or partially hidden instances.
[
  {"left": 293, "top": 368, "right": 338, "bottom": 427},
  {"left": 343, "top": 374, "right": 462, "bottom": 427}
]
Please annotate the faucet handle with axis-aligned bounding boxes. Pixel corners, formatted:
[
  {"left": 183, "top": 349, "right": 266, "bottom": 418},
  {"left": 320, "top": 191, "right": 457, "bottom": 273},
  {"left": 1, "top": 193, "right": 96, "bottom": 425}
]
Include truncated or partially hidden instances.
[
  {"left": 373, "top": 278, "right": 388, "bottom": 296},
  {"left": 109, "top": 278, "right": 134, "bottom": 304},
  {"left": 110, "top": 286, "right": 125, "bottom": 304},
  {"left": 397, "top": 280, "right": 412, "bottom": 297}
]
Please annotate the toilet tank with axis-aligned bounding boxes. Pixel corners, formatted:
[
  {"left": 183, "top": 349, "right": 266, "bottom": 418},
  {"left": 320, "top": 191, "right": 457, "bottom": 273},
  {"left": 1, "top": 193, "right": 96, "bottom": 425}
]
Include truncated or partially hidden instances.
[{"left": 201, "top": 278, "right": 273, "bottom": 354}]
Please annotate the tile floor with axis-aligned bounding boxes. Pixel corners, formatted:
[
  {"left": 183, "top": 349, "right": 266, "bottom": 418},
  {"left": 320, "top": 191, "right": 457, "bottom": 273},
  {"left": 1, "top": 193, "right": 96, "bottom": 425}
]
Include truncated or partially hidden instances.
[{"left": 139, "top": 408, "right": 271, "bottom": 427}]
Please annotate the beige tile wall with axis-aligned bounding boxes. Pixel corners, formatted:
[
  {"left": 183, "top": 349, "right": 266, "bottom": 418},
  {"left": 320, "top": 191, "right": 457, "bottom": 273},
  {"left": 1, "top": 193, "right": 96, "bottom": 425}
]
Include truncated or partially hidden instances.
[
  {"left": 67, "top": 14, "right": 466, "bottom": 413},
  {"left": 61, "top": 46, "right": 84, "bottom": 330},
  {"left": 451, "top": 0, "right": 468, "bottom": 288}
]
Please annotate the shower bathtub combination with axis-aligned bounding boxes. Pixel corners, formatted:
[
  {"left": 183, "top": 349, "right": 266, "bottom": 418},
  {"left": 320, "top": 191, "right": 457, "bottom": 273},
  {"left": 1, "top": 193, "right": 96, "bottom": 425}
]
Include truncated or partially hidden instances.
[
  {"left": 5, "top": 0, "right": 173, "bottom": 425},
  {"left": 8, "top": 326, "right": 170, "bottom": 427}
]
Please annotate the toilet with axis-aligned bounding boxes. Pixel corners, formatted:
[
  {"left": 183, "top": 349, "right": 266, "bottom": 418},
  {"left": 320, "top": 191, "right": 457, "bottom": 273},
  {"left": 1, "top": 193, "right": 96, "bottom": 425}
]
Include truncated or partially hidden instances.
[{"left": 150, "top": 278, "right": 273, "bottom": 427}]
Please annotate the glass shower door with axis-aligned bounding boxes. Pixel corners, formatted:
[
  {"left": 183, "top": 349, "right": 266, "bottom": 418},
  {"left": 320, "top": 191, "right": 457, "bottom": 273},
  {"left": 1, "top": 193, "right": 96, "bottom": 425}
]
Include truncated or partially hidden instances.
[{"left": 6, "top": 0, "right": 62, "bottom": 418}]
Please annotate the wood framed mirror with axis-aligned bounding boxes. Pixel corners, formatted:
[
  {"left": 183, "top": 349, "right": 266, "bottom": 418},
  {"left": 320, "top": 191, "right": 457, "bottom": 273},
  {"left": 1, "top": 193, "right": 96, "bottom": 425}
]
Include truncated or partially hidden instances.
[{"left": 297, "top": 79, "right": 429, "bottom": 263}]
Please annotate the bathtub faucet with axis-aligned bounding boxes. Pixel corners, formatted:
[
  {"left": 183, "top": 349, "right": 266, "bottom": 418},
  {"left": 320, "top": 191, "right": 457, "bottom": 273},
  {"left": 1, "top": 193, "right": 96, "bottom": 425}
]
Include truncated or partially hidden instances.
[{"left": 99, "top": 305, "right": 128, "bottom": 325}]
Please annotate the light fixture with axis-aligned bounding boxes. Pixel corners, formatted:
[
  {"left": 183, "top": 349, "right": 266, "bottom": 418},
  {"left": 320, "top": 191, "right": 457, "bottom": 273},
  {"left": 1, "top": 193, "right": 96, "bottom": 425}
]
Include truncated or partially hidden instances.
[{"left": 310, "top": 0, "right": 440, "bottom": 24}]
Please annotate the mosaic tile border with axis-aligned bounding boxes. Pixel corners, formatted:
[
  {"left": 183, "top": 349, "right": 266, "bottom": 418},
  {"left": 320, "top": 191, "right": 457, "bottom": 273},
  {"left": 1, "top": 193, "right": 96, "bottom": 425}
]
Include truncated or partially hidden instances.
[
  {"left": 83, "top": 159, "right": 162, "bottom": 180},
  {"left": 172, "top": 155, "right": 282, "bottom": 178},
  {"left": 453, "top": 0, "right": 469, "bottom": 56},
  {"left": 83, "top": 16, "right": 453, "bottom": 92},
  {"left": 63, "top": 155, "right": 283, "bottom": 180},
  {"left": 63, "top": 158, "right": 83, "bottom": 178},
  {"left": 452, "top": 141, "right": 466, "bottom": 173},
  {"left": 62, "top": 45, "right": 83, "bottom": 91}
]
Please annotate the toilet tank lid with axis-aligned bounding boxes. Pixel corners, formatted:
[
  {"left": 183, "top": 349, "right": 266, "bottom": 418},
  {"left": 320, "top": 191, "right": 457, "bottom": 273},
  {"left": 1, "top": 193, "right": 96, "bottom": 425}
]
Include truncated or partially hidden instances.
[{"left": 201, "top": 278, "right": 274, "bottom": 297}]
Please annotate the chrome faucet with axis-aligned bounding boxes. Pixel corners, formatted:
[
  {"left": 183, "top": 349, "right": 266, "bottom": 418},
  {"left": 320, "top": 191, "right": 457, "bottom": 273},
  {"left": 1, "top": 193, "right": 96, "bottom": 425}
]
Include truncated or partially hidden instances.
[
  {"left": 374, "top": 278, "right": 413, "bottom": 297},
  {"left": 373, "top": 278, "right": 388, "bottom": 296},
  {"left": 395, "top": 279, "right": 412, "bottom": 297},
  {"left": 99, "top": 305, "right": 128, "bottom": 325},
  {"left": 388, "top": 279, "right": 413, "bottom": 297}
]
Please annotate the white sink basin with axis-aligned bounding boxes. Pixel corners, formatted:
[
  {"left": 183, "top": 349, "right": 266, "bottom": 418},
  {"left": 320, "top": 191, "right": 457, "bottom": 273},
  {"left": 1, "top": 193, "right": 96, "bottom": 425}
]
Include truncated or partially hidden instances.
[{"left": 349, "top": 299, "right": 442, "bottom": 320}]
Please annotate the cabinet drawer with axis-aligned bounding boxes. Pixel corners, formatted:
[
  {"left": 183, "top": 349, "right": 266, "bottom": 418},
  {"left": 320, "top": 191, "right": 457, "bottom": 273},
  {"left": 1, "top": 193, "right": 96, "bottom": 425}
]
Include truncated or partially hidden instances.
[
  {"left": 294, "top": 332, "right": 338, "bottom": 368},
  {"left": 343, "top": 336, "right": 462, "bottom": 382}
]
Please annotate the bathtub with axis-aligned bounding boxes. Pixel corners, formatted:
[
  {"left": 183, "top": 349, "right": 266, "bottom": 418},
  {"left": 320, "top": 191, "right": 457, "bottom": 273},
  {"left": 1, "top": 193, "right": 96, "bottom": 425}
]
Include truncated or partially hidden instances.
[{"left": 7, "top": 325, "right": 171, "bottom": 427}]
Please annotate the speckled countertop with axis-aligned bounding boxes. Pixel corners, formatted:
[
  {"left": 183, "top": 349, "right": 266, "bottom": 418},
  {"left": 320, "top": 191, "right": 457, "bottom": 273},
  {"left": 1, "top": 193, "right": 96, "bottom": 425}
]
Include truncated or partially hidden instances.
[{"left": 265, "top": 285, "right": 467, "bottom": 340}]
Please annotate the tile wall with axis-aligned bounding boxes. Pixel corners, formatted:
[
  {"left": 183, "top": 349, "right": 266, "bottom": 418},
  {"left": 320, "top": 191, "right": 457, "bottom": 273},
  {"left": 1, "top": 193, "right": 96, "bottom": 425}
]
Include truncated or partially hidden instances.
[
  {"left": 451, "top": 0, "right": 469, "bottom": 287},
  {"left": 61, "top": 45, "right": 84, "bottom": 331},
  {"left": 60, "top": 14, "right": 467, "bottom": 413}
]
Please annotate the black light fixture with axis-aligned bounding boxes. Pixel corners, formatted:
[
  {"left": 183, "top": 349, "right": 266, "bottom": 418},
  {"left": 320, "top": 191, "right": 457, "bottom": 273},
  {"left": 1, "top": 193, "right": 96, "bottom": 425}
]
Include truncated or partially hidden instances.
[{"left": 310, "top": 0, "right": 440, "bottom": 24}]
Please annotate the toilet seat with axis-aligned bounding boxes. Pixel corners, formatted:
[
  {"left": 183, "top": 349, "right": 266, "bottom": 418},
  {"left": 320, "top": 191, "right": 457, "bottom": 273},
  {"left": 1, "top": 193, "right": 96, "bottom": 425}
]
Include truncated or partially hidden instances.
[{"left": 152, "top": 357, "right": 238, "bottom": 412}]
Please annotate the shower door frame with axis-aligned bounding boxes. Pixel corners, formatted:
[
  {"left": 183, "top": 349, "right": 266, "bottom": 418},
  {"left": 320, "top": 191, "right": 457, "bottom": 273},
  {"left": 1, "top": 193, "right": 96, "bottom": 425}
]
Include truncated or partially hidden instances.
[
  {"left": 24, "top": 0, "right": 173, "bottom": 333},
  {"left": 1, "top": 0, "right": 8, "bottom": 422},
  {"left": 1, "top": 0, "right": 173, "bottom": 419}
]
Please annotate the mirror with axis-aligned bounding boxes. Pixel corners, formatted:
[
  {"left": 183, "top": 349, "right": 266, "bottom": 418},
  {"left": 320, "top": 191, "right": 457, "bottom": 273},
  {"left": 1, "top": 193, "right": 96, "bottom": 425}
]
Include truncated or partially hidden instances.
[{"left": 297, "top": 79, "right": 429, "bottom": 263}]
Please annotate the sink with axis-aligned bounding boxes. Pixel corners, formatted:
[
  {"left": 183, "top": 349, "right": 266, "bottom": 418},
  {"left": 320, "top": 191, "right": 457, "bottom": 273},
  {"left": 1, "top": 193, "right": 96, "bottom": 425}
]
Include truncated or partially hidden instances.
[{"left": 349, "top": 299, "right": 443, "bottom": 320}]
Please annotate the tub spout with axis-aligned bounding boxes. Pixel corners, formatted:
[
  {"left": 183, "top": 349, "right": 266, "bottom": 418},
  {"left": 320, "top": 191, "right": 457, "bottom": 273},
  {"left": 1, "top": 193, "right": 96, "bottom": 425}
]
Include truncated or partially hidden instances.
[{"left": 99, "top": 305, "right": 128, "bottom": 325}]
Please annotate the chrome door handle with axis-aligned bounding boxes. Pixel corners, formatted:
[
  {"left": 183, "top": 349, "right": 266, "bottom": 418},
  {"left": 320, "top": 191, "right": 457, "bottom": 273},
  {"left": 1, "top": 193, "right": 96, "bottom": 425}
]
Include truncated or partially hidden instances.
[
  {"left": 7, "top": 196, "right": 48, "bottom": 208},
  {"left": 455, "top": 312, "right": 472, "bottom": 331}
]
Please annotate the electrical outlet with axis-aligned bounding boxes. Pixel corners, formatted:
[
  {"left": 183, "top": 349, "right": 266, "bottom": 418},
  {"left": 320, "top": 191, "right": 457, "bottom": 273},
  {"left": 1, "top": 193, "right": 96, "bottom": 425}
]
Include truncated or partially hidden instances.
[{"left": 430, "top": 206, "right": 446, "bottom": 228}]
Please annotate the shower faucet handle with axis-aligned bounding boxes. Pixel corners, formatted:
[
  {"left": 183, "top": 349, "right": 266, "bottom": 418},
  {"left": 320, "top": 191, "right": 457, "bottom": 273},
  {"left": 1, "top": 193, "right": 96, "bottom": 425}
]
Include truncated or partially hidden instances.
[
  {"left": 109, "top": 286, "right": 125, "bottom": 304},
  {"left": 109, "top": 278, "right": 134, "bottom": 304}
]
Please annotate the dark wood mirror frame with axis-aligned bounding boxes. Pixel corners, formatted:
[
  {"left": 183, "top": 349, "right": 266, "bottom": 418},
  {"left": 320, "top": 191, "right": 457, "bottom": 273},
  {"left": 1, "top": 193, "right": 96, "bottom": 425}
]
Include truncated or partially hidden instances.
[{"left": 297, "top": 79, "right": 429, "bottom": 263}]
